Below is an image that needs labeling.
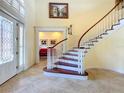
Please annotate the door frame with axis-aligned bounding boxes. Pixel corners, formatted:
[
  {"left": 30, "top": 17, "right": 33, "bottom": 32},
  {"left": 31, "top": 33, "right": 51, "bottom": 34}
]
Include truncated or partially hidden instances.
[
  {"left": 16, "top": 22, "right": 25, "bottom": 73},
  {"left": 35, "top": 26, "right": 68, "bottom": 63}
]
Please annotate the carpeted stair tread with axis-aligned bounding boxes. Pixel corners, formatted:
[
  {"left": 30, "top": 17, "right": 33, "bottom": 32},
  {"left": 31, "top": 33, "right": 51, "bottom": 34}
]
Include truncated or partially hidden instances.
[
  {"left": 55, "top": 61, "right": 78, "bottom": 67},
  {"left": 59, "top": 57, "right": 78, "bottom": 61},
  {"left": 63, "top": 53, "right": 78, "bottom": 56}
]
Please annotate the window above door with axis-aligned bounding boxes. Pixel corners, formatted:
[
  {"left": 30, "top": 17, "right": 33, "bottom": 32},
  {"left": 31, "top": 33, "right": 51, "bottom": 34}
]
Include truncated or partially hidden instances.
[{"left": 2, "top": 0, "right": 25, "bottom": 16}]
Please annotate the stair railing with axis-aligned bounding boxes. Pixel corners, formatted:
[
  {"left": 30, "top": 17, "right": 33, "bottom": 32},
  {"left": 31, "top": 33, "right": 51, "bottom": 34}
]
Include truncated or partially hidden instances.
[
  {"left": 78, "top": 1, "right": 124, "bottom": 48},
  {"left": 47, "top": 38, "right": 68, "bottom": 69}
]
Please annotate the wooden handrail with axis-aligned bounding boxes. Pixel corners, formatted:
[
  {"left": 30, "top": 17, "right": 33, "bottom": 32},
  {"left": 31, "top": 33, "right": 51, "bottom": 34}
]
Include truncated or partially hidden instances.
[
  {"left": 78, "top": 2, "right": 121, "bottom": 48},
  {"left": 49, "top": 38, "right": 68, "bottom": 48}
]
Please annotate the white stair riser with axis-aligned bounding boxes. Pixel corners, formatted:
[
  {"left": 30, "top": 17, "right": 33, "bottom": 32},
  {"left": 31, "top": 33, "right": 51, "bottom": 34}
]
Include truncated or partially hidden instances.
[
  {"left": 106, "top": 30, "right": 114, "bottom": 34},
  {"left": 112, "top": 19, "right": 124, "bottom": 30},
  {"left": 44, "top": 72, "right": 88, "bottom": 80},
  {"left": 113, "top": 25, "right": 121, "bottom": 30},
  {"left": 114, "top": 24, "right": 124, "bottom": 30},
  {"left": 120, "top": 19, "right": 124, "bottom": 24},
  {"left": 68, "top": 52, "right": 85, "bottom": 56},
  {"left": 63, "top": 55, "right": 78, "bottom": 59},
  {"left": 68, "top": 51, "right": 78, "bottom": 55},
  {"left": 101, "top": 32, "right": 114, "bottom": 38},
  {"left": 57, "top": 59, "right": 78, "bottom": 65},
  {"left": 56, "top": 65, "right": 79, "bottom": 71}
]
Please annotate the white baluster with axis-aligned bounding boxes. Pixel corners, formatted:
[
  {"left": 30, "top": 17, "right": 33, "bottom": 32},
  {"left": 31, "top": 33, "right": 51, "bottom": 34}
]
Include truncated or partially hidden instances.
[
  {"left": 117, "top": 6, "right": 119, "bottom": 23},
  {"left": 52, "top": 48, "right": 55, "bottom": 67},
  {"left": 108, "top": 14, "right": 110, "bottom": 29},
  {"left": 119, "top": 3, "right": 122, "bottom": 19},
  {"left": 122, "top": 1, "right": 124, "bottom": 18},
  {"left": 98, "top": 22, "right": 101, "bottom": 35},
  {"left": 121, "top": 1, "right": 123, "bottom": 18},
  {"left": 112, "top": 11, "right": 115, "bottom": 25},
  {"left": 78, "top": 49, "right": 81, "bottom": 74},
  {"left": 114, "top": 9, "right": 117, "bottom": 25},
  {"left": 78, "top": 49, "right": 85, "bottom": 74},
  {"left": 47, "top": 48, "right": 53, "bottom": 69},
  {"left": 110, "top": 14, "right": 112, "bottom": 29},
  {"left": 102, "top": 19, "right": 105, "bottom": 34}
]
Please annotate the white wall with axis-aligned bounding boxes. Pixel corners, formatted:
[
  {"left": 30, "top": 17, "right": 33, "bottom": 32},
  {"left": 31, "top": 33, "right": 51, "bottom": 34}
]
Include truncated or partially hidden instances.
[
  {"left": 85, "top": 24, "right": 124, "bottom": 73},
  {"left": 24, "top": 0, "right": 36, "bottom": 69}
]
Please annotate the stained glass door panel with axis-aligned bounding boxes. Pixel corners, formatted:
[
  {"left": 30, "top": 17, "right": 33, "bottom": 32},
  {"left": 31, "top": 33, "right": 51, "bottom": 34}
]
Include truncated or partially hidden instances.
[
  {"left": 0, "top": 12, "right": 17, "bottom": 85},
  {"left": 0, "top": 16, "right": 14, "bottom": 64}
]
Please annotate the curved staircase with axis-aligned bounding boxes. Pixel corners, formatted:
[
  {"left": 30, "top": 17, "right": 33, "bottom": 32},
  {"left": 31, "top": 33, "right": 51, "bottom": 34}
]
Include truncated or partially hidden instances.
[
  {"left": 43, "top": 1, "right": 124, "bottom": 80},
  {"left": 44, "top": 48, "right": 88, "bottom": 80}
]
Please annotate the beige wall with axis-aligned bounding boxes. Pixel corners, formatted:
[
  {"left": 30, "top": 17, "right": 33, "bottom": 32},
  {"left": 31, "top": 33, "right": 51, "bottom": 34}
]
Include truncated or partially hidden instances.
[
  {"left": 35, "top": 0, "right": 115, "bottom": 49},
  {"left": 24, "top": 0, "right": 36, "bottom": 69},
  {"left": 85, "top": 26, "right": 124, "bottom": 73}
]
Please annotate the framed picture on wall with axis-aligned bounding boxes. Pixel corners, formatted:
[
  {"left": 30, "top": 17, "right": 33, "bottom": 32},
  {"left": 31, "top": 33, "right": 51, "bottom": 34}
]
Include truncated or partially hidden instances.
[
  {"left": 49, "top": 3, "right": 68, "bottom": 18},
  {"left": 40, "top": 39, "right": 48, "bottom": 45},
  {"left": 50, "top": 39, "right": 56, "bottom": 45}
]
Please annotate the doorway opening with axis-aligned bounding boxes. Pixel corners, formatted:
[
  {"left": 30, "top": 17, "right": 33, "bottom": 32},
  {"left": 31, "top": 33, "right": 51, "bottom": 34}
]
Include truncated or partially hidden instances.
[
  {"left": 35, "top": 27, "right": 68, "bottom": 64},
  {"left": 39, "top": 32, "right": 64, "bottom": 62}
]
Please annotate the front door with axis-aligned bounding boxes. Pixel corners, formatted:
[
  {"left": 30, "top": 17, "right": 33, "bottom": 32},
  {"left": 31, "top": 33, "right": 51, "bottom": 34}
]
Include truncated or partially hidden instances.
[{"left": 0, "top": 10, "right": 24, "bottom": 84}]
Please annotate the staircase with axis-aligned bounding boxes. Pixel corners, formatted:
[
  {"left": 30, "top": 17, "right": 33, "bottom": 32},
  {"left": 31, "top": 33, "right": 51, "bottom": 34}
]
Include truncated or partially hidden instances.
[
  {"left": 43, "top": 1, "right": 124, "bottom": 80},
  {"left": 44, "top": 48, "right": 88, "bottom": 80}
]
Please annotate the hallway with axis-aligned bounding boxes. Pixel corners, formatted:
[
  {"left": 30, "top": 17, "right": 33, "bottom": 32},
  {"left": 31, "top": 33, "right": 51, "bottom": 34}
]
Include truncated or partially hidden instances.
[{"left": 0, "top": 60, "right": 124, "bottom": 93}]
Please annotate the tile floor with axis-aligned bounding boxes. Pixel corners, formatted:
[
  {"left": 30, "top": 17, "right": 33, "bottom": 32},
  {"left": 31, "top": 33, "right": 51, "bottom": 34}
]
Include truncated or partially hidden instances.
[{"left": 0, "top": 59, "right": 124, "bottom": 93}]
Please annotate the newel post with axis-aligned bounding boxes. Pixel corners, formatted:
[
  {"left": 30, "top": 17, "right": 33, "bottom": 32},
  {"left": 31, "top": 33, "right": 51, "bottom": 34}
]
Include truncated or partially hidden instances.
[
  {"left": 47, "top": 48, "right": 53, "bottom": 69},
  {"left": 47, "top": 48, "right": 56, "bottom": 69},
  {"left": 78, "top": 49, "right": 85, "bottom": 74}
]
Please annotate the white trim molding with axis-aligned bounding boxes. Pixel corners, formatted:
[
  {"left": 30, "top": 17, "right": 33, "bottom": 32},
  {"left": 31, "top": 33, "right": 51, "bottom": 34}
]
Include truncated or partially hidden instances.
[
  {"left": 35, "top": 26, "right": 68, "bottom": 32},
  {"left": 0, "top": 0, "right": 25, "bottom": 23}
]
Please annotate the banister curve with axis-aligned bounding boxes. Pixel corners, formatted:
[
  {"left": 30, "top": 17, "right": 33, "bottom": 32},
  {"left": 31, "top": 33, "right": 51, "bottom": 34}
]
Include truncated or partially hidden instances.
[
  {"left": 49, "top": 38, "right": 68, "bottom": 48},
  {"left": 78, "top": 2, "right": 121, "bottom": 48}
]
